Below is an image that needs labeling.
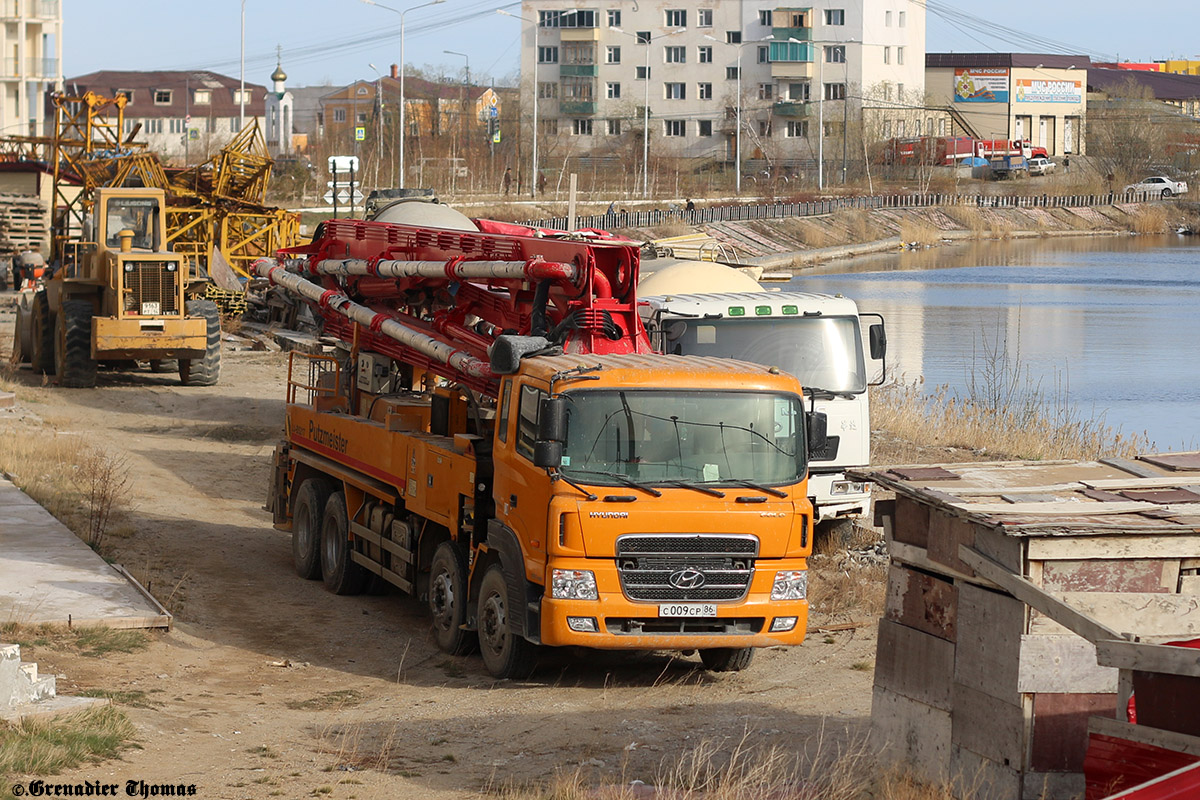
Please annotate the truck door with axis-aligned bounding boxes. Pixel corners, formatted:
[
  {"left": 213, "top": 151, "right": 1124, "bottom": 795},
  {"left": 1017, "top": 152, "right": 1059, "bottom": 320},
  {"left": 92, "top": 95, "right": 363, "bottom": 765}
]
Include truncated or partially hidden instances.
[{"left": 491, "top": 379, "right": 553, "bottom": 580}]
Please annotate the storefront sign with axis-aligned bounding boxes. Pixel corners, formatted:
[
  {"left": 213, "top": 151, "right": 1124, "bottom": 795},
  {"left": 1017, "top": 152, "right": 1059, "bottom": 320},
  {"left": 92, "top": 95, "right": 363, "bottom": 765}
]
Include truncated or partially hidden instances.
[
  {"left": 954, "top": 68, "right": 1009, "bottom": 103},
  {"left": 1015, "top": 78, "right": 1083, "bottom": 103}
]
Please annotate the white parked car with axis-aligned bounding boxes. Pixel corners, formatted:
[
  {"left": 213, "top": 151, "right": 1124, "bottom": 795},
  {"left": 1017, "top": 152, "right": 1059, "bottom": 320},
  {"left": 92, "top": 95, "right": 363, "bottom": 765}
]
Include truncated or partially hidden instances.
[
  {"left": 1124, "top": 176, "right": 1189, "bottom": 198},
  {"left": 1028, "top": 157, "right": 1056, "bottom": 176}
]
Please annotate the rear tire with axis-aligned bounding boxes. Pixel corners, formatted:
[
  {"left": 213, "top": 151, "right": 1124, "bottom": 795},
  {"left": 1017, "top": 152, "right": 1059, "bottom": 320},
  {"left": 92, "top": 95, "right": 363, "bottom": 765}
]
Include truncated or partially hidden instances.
[
  {"left": 30, "top": 291, "right": 54, "bottom": 375},
  {"left": 292, "top": 478, "right": 332, "bottom": 580},
  {"left": 429, "top": 541, "right": 478, "bottom": 656},
  {"left": 179, "top": 299, "right": 221, "bottom": 386},
  {"left": 149, "top": 358, "right": 178, "bottom": 373},
  {"left": 478, "top": 564, "right": 537, "bottom": 679},
  {"left": 1162, "top": 188, "right": 1173, "bottom": 199},
  {"left": 320, "top": 491, "right": 368, "bottom": 596},
  {"left": 55, "top": 299, "right": 97, "bottom": 388},
  {"left": 699, "top": 647, "right": 755, "bottom": 672}
]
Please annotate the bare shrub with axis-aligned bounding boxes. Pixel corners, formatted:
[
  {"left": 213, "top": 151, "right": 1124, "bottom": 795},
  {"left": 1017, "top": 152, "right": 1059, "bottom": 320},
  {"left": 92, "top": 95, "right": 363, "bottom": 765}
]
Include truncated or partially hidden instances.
[{"left": 71, "top": 448, "right": 133, "bottom": 552}]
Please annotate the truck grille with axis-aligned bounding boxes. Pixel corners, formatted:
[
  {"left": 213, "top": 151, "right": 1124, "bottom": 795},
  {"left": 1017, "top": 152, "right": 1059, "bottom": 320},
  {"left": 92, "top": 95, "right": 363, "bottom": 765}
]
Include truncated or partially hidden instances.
[
  {"left": 125, "top": 262, "right": 180, "bottom": 315},
  {"left": 615, "top": 534, "right": 757, "bottom": 602},
  {"left": 605, "top": 617, "right": 764, "bottom": 635}
]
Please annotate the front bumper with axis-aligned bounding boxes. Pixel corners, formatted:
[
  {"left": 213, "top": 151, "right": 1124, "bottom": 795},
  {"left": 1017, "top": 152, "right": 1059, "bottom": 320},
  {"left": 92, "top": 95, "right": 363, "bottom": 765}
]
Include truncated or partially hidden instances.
[
  {"left": 539, "top": 557, "right": 809, "bottom": 649},
  {"left": 94, "top": 316, "right": 208, "bottom": 360}
]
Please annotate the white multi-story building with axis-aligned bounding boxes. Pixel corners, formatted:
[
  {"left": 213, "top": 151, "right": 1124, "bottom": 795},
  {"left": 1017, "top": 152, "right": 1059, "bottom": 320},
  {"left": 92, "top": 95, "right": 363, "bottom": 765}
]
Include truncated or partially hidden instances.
[
  {"left": 1, "top": 0, "right": 62, "bottom": 137},
  {"left": 516, "top": 1, "right": 925, "bottom": 173}
]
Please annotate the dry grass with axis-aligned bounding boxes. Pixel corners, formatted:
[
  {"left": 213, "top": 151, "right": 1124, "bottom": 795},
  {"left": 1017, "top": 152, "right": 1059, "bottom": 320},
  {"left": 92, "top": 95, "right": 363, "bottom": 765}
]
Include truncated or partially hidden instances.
[
  {"left": 0, "top": 706, "right": 137, "bottom": 788},
  {"left": 0, "top": 623, "right": 148, "bottom": 658},
  {"left": 832, "top": 208, "right": 873, "bottom": 243},
  {"left": 898, "top": 219, "right": 942, "bottom": 246},
  {"left": 1130, "top": 204, "right": 1169, "bottom": 234},
  {"left": 940, "top": 205, "right": 988, "bottom": 233},
  {"left": 808, "top": 564, "right": 888, "bottom": 622}
]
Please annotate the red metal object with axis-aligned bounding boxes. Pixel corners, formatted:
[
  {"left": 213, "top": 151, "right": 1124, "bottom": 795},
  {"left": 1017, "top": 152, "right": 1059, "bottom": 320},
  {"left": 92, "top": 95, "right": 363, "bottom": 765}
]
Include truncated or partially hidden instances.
[
  {"left": 1099, "top": 760, "right": 1200, "bottom": 799},
  {"left": 1085, "top": 734, "right": 1200, "bottom": 800}
]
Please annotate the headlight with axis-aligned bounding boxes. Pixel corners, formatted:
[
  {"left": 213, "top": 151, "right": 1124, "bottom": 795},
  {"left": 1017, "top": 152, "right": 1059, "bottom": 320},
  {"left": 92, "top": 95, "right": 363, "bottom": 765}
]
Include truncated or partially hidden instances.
[
  {"left": 772, "top": 570, "right": 807, "bottom": 600},
  {"left": 551, "top": 569, "right": 598, "bottom": 600},
  {"left": 830, "top": 481, "right": 867, "bottom": 496}
]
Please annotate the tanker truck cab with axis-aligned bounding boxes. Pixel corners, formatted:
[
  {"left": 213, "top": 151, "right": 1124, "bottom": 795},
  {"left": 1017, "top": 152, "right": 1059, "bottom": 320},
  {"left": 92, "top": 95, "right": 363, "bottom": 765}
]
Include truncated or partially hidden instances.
[
  {"left": 641, "top": 291, "right": 886, "bottom": 539},
  {"left": 485, "top": 351, "right": 818, "bottom": 674}
]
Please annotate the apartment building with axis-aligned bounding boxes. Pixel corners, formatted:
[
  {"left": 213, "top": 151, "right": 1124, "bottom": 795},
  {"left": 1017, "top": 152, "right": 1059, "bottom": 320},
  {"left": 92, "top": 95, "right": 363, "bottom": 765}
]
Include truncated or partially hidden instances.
[
  {"left": 515, "top": 1, "right": 925, "bottom": 167},
  {"left": 1, "top": 0, "right": 61, "bottom": 137}
]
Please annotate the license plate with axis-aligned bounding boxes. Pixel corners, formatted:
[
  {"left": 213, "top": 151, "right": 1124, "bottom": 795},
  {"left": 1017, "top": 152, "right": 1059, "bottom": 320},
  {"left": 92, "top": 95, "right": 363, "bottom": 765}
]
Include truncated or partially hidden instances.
[
  {"left": 141, "top": 301, "right": 161, "bottom": 315},
  {"left": 658, "top": 603, "right": 717, "bottom": 618}
]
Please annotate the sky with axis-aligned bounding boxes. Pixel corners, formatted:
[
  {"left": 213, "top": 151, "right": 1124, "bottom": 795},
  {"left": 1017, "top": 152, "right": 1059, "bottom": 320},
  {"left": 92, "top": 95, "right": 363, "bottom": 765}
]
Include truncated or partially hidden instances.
[{"left": 63, "top": 0, "right": 1200, "bottom": 90}]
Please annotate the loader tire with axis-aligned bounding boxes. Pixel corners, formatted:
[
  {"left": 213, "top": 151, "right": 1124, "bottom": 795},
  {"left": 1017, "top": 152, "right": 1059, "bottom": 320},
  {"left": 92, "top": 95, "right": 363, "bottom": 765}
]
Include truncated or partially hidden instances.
[
  {"left": 149, "top": 359, "right": 178, "bottom": 373},
  {"left": 321, "top": 491, "right": 368, "bottom": 596},
  {"left": 429, "top": 541, "right": 478, "bottom": 656},
  {"left": 55, "top": 300, "right": 97, "bottom": 388},
  {"left": 478, "top": 564, "right": 538, "bottom": 679},
  {"left": 179, "top": 299, "right": 221, "bottom": 386},
  {"left": 293, "top": 478, "right": 333, "bottom": 580},
  {"left": 699, "top": 647, "right": 755, "bottom": 672},
  {"left": 30, "top": 290, "right": 54, "bottom": 375}
]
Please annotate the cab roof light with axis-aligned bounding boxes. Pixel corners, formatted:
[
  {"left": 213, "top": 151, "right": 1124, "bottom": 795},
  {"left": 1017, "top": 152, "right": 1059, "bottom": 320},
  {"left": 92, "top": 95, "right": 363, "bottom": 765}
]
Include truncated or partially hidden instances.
[
  {"left": 782, "top": 305, "right": 798, "bottom": 315},
  {"left": 728, "top": 306, "right": 745, "bottom": 316},
  {"left": 755, "top": 306, "right": 772, "bottom": 316}
]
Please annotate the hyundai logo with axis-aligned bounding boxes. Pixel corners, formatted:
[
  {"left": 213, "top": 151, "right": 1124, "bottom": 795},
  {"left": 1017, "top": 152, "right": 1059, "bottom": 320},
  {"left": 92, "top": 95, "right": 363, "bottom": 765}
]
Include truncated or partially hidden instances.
[{"left": 668, "top": 568, "right": 707, "bottom": 590}]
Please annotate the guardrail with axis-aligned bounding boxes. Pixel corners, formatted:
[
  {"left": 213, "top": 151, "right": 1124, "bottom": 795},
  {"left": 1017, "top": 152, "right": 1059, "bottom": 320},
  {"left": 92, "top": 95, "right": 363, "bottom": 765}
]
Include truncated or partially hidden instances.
[{"left": 521, "top": 190, "right": 1177, "bottom": 232}]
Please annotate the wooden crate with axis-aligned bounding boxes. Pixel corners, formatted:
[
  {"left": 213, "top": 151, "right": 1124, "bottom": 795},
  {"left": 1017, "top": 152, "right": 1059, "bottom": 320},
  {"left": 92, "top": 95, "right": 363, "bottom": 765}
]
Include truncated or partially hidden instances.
[{"left": 856, "top": 453, "right": 1200, "bottom": 800}]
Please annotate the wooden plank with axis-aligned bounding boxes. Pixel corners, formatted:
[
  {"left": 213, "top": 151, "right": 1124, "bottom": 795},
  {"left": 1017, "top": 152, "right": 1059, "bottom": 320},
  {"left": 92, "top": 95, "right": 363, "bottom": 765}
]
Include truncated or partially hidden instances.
[
  {"left": 893, "top": 495, "right": 930, "bottom": 547},
  {"left": 1021, "top": 772, "right": 1084, "bottom": 800},
  {"left": 1088, "top": 715, "right": 1200, "bottom": 758},
  {"left": 870, "top": 685, "right": 952, "bottom": 782},
  {"left": 1027, "top": 535, "right": 1200, "bottom": 561},
  {"left": 950, "top": 743, "right": 1022, "bottom": 800},
  {"left": 960, "top": 545, "right": 1125, "bottom": 645},
  {"left": 1101, "top": 456, "right": 1163, "bottom": 478},
  {"left": 1163, "top": 560, "right": 1183, "bottom": 593},
  {"left": 1095, "top": 639, "right": 1200, "bottom": 677},
  {"left": 953, "top": 500, "right": 1156, "bottom": 516},
  {"left": 943, "top": 483, "right": 1086, "bottom": 497},
  {"left": 1084, "top": 477, "right": 1200, "bottom": 490},
  {"left": 888, "top": 537, "right": 994, "bottom": 588},
  {"left": 1029, "top": 592, "right": 1200, "bottom": 639},
  {"left": 874, "top": 619, "right": 956, "bottom": 710},
  {"left": 1030, "top": 692, "right": 1116, "bottom": 772},
  {"left": 1131, "top": 671, "right": 1200, "bottom": 737},
  {"left": 956, "top": 582, "right": 1025, "bottom": 704},
  {"left": 1182, "top": 575, "right": 1200, "bottom": 595},
  {"left": 1042, "top": 559, "right": 1170, "bottom": 594},
  {"left": 1018, "top": 635, "right": 1118, "bottom": 694},
  {"left": 885, "top": 563, "right": 958, "bottom": 642},
  {"left": 951, "top": 682, "right": 1027, "bottom": 766},
  {"left": 927, "top": 509, "right": 983, "bottom": 577}
]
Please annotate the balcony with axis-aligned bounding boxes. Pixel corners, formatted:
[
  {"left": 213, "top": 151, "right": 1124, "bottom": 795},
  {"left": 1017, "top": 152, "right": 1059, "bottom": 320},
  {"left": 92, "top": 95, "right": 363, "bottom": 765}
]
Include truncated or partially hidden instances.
[
  {"left": 772, "top": 26, "right": 812, "bottom": 42},
  {"left": 0, "top": 56, "right": 57, "bottom": 78},
  {"left": 773, "top": 101, "right": 810, "bottom": 118},
  {"left": 560, "top": 101, "right": 597, "bottom": 115},
  {"left": 0, "top": 0, "right": 58, "bottom": 19},
  {"left": 560, "top": 64, "right": 598, "bottom": 77}
]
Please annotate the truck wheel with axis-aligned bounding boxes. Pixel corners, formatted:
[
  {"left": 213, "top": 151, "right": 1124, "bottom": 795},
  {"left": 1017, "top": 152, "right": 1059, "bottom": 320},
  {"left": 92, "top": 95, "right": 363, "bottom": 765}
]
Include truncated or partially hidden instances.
[
  {"left": 478, "top": 564, "right": 537, "bottom": 679},
  {"left": 699, "top": 647, "right": 755, "bottom": 672},
  {"left": 293, "top": 478, "right": 333, "bottom": 580},
  {"left": 55, "top": 300, "right": 97, "bottom": 388},
  {"left": 179, "top": 299, "right": 221, "bottom": 386},
  {"left": 30, "top": 291, "right": 54, "bottom": 375},
  {"left": 149, "top": 359, "right": 178, "bottom": 373},
  {"left": 320, "top": 491, "right": 368, "bottom": 595},
  {"left": 429, "top": 541, "right": 478, "bottom": 656}
]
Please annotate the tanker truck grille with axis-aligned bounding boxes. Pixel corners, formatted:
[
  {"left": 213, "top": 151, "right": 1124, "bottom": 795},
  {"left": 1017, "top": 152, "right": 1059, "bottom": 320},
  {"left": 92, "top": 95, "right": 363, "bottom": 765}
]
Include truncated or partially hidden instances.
[
  {"left": 125, "top": 262, "right": 180, "bottom": 316},
  {"left": 615, "top": 534, "right": 757, "bottom": 602}
]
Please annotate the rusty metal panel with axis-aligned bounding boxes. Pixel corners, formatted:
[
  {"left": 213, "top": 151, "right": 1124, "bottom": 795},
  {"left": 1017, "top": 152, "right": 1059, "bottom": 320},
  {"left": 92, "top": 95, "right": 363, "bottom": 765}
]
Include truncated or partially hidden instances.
[
  {"left": 886, "top": 563, "right": 958, "bottom": 642},
  {"left": 1121, "top": 489, "right": 1200, "bottom": 505},
  {"left": 1042, "top": 560, "right": 1172, "bottom": 594},
  {"left": 1031, "top": 692, "right": 1117, "bottom": 772},
  {"left": 889, "top": 466, "right": 963, "bottom": 481},
  {"left": 1139, "top": 453, "right": 1200, "bottom": 472}
]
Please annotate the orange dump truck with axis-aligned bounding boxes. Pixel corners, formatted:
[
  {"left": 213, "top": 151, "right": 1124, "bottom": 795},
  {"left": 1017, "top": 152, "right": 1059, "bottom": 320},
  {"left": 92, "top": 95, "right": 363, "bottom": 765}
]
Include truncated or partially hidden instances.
[{"left": 259, "top": 208, "right": 823, "bottom": 677}]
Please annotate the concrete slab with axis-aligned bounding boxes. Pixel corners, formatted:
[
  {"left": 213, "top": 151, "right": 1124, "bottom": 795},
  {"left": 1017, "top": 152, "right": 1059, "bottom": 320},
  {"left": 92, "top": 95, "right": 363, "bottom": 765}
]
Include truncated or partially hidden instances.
[
  {"left": 0, "top": 695, "right": 108, "bottom": 723},
  {"left": 0, "top": 477, "right": 170, "bottom": 629}
]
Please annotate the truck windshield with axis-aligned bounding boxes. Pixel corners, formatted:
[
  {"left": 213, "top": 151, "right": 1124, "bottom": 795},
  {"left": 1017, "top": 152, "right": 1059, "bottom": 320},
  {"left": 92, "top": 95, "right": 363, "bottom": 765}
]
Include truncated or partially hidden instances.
[
  {"left": 559, "top": 389, "right": 805, "bottom": 487},
  {"left": 104, "top": 197, "right": 160, "bottom": 251},
  {"left": 667, "top": 316, "right": 867, "bottom": 394}
]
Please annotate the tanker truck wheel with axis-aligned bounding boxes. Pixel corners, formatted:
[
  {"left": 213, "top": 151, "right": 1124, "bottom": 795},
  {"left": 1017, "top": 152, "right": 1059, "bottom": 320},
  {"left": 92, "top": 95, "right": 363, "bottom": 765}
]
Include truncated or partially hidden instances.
[
  {"left": 320, "top": 491, "right": 368, "bottom": 596},
  {"left": 699, "top": 647, "right": 755, "bottom": 672},
  {"left": 55, "top": 300, "right": 97, "bottom": 388},
  {"left": 429, "top": 541, "right": 478, "bottom": 656},
  {"left": 179, "top": 299, "right": 221, "bottom": 386},
  {"left": 30, "top": 291, "right": 54, "bottom": 375},
  {"left": 293, "top": 478, "right": 333, "bottom": 580},
  {"left": 478, "top": 564, "right": 537, "bottom": 679}
]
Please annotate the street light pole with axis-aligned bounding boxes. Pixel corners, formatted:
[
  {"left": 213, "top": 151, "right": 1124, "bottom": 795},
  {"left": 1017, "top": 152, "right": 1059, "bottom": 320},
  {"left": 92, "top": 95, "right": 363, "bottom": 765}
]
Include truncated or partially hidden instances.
[
  {"left": 239, "top": 0, "right": 246, "bottom": 129},
  {"left": 705, "top": 35, "right": 773, "bottom": 196},
  {"left": 361, "top": 0, "right": 446, "bottom": 190},
  {"left": 612, "top": 27, "right": 685, "bottom": 199},
  {"left": 497, "top": 10, "right": 541, "bottom": 198}
]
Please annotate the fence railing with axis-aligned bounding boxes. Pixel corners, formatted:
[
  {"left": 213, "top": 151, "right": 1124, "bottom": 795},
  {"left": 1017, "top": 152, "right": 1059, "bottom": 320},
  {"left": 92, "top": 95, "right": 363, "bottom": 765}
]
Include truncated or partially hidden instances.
[{"left": 521, "top": 191, "right": 1171, "bottom": 232}]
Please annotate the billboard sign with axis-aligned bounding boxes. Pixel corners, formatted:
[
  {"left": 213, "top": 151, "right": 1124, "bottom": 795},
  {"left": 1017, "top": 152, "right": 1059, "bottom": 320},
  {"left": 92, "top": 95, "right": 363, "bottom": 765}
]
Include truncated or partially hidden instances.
[
  {"left": 1015, "top": 78, "right": 1082, "bottom": 104},
  {"left": 954, "top": 68, "right": 1009, "bottom": 103}
]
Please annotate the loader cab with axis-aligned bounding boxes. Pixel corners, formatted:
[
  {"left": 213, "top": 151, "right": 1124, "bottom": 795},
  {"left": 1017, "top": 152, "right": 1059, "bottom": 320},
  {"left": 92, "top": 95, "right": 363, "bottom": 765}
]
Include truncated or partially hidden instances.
[{"left": 96, "top": 189, "right": 164, "bottom": 253}]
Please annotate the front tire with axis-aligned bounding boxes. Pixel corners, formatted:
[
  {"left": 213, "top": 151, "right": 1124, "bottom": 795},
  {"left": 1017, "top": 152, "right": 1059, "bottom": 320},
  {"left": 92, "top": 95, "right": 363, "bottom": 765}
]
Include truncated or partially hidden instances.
[
  {"left": 30, "top": 291, "right": 54, "bottom": 375},
  {"left": 429, "top": 541, "right": 477, "bottom": 656},
  {"left": 700, "top": 647, "right": 755, "bottom": 672},
  {"left": 179, "top": 299, "right": 221, "bottom": 386},
  {"left": 1162, "top": 188, "right": 1173, "bottom": 199},
  {"left": 293, "top": 478, "right": 332, "bottom": 580},
  {"left": 55, "top": 299, "right": 97, "bottom": 388},
  {"left": 320, "top": 491, "right": 368, "bottom": 596},
  {"left": 478, "top": 564, "right": 537, "bottom": 679},
  {"left": 149, "top": 358, "right": 178, "bottom": 373}
]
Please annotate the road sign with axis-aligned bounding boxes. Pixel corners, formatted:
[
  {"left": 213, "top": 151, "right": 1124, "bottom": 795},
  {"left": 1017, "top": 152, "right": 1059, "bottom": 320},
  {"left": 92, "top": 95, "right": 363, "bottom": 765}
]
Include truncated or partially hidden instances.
[
  {"left": 492, "top": 129, "right": 501, "bottom": 143},
  {"left": 323, "top": 189, "right": 365, "bottom": 205},
  {"left": 354, "top": 126, "right": 366, "bottom": 142},
  {"left": 328, "top": 155, "right": 360, "bottom": 174},
  {"left": 188, "top": 129, "right": 200, "bottom": 140},
  {"left": 489, "top": 106, "right": 498, "bottom": 119}
]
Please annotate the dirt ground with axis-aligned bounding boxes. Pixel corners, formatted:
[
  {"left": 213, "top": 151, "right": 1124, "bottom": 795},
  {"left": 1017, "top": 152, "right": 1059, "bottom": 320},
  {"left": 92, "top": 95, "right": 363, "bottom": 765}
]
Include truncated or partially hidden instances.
[{"left": 1, "top": 308, "right": 881, "bottom": 800}]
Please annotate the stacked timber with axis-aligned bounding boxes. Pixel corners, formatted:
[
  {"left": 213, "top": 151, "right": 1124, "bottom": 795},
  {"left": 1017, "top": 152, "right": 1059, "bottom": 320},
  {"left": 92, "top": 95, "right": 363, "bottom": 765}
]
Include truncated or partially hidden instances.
[
  {"left": 853, "top": 453, "right": 1200, "bottom": 800},
  {"left": 0, "top": 194, "right": 47, "bottom": 254}
]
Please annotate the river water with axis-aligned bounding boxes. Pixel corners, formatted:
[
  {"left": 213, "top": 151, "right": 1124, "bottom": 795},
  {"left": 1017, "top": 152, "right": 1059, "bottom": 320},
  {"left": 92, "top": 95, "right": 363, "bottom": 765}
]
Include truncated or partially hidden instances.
[{"left": 787, "top": 234, "right": 1200, "bottom": 452}]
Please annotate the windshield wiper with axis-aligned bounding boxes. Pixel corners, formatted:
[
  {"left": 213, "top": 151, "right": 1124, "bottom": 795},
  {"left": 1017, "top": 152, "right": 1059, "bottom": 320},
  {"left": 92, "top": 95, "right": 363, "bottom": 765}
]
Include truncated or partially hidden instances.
[
  {"left": 566, "top": 469, "right": 663, "bottom": 497},
  {"left": 719, "top": 479, "right": 789, "bottom": 498},
  {"left": 805, "top": 385, "right": 856, "bottom": 400},
  {"left": 657, "top": 479, "right": 726, "bottom": 498}
]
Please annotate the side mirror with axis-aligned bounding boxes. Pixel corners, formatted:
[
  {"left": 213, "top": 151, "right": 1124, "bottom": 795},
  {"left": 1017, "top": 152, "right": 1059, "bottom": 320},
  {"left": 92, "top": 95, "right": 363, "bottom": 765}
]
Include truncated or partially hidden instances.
[
  {"left": 538, "top": 396, "right": 567, "bottom": 442},
  {"left": 533, "top": 440, "right": 563, "bottom": 469},
  {"left": 807, "top": 411, "right": 828, "bottom": 457},
  {"left": 869, "top": 323, "right": 887, "bottom": 360}
]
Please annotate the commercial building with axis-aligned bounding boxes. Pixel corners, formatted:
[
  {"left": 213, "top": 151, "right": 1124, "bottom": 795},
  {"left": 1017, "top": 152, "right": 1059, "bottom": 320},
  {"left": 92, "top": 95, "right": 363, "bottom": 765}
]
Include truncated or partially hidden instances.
[
  {"left": 925, "top": 53, "right": 1089, "bottom": 155},
  {"left": 2, "top": 0, "right": 61, "bottom": 138},
  {"left": 61, "top": 70, "right": 266, "bottom": 164},
  {"left": 1088, "top": 68, "right": 1200, "bottom": 119},
  {"left": 515, "top": 1, "right": 926, "bottom": 169}
]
